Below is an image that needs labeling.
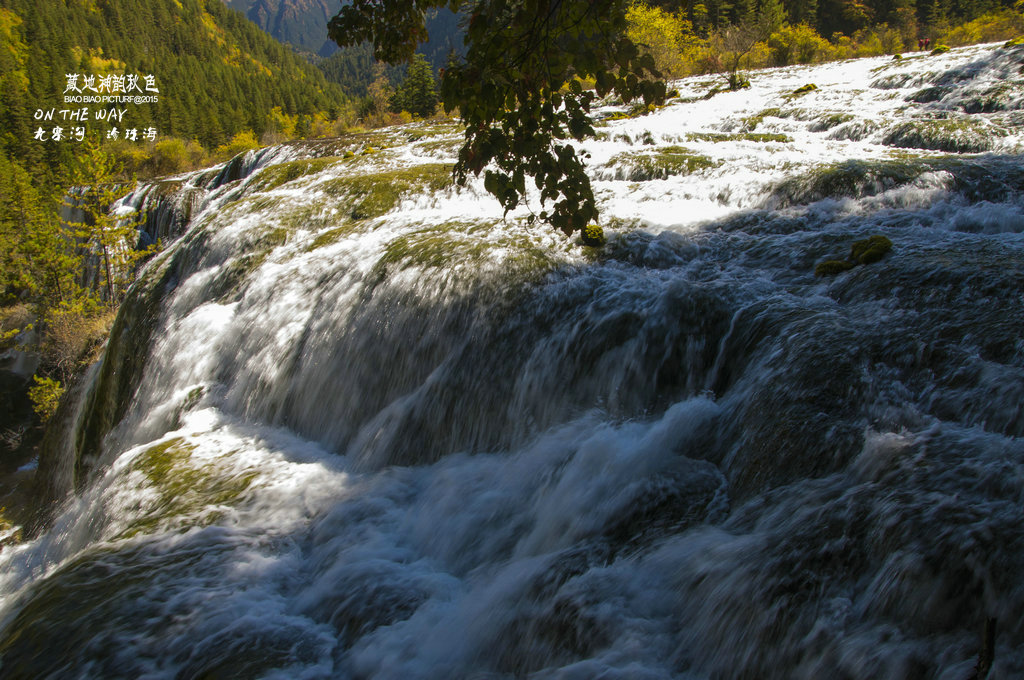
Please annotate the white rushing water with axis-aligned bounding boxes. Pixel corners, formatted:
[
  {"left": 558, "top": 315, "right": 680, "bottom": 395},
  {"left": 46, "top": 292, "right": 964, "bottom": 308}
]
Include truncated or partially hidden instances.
[{"left": 2, "top": 42, "right": 1024, "bottom": 679}]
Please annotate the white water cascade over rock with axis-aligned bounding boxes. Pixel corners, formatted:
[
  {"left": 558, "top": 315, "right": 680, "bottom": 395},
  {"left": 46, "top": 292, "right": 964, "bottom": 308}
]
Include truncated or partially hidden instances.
[{"left": 2, "top": 43, "right": 1024, "bottom": 679}]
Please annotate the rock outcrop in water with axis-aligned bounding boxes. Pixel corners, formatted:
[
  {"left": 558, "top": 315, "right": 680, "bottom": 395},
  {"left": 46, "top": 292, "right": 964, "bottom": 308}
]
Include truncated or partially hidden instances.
[{"left": 2, "top": 41, "right": 1024, "bottom": 680}]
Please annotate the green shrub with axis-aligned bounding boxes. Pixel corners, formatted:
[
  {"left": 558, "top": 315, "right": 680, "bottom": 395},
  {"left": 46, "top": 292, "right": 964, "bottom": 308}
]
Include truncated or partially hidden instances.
[
  {"left": 29, "top": 375, "right": 64, "bottom": 423},
  {"left": 582, "top": 224, "right": 606, "bottom": 247}
]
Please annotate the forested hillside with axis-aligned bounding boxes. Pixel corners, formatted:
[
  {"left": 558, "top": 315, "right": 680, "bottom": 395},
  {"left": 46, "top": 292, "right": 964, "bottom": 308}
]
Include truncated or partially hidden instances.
[
  {"left": 651, "top": 0, "right": 1016, "bottom": 39},
  {"left": 0, "top": 0, "right": 349, "bottom": 184}
]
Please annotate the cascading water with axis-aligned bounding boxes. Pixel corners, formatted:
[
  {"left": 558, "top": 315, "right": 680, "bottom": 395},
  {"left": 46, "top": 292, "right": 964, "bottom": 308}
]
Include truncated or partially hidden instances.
[{"left": 2, "top": 43, "right": 1023, "bottom": 679}]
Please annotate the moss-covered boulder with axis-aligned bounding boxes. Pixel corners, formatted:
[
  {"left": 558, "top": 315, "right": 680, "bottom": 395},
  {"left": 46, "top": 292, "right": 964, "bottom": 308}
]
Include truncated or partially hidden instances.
[
  {"left": 815, "top": 234, "right": 893, "bottom": 276},
  {"left": 850, "top": 234, "right": 893, "bottom": 264},
  {"left": 814, "top": 259, "right": 857, "bottom": 277},
  {"left": 607, "top": 146, "right": 719, "bottom": 181},
  {"left": 882, "top": 119, "right": 999, "bottom": 153},
  {"left": 789, "top": 83, "right": 818, "bottom": 97}
]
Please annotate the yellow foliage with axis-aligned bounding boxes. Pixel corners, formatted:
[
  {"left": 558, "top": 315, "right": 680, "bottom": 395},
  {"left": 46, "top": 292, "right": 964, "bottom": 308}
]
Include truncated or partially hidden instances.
[
  {"left": 266, "top": 106, "right": 297, "bottom": 139},
  {"left": 626, "top": 2, "right": 697, "bottom": 78},
  {"left": 214, "top": 130, "right": 261, "bottom": 162},
  {"left": 28, "top": 375, "right": 64, "bottom": 423},
  {"left": 939, "top": 11, "right": 1024, "bottom": 46},
  {"left": 70, "top": 46, "right": 126, "bottom": 74},
  {"left": 767, "top": 24, "right": 835, "bottom": 65}
]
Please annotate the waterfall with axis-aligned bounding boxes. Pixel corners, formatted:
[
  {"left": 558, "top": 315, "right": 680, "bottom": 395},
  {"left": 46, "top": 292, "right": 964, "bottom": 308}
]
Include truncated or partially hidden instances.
[{"left": 1, "top": 42, "right": 1023, "bottom": 679}]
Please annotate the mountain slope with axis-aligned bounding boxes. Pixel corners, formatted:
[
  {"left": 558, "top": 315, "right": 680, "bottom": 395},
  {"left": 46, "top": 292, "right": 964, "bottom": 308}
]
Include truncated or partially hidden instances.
[
  {"left": 0, "top": 0, "right": 349, "bottom": 175},
  {"left": 224, "top": 0, "right": 339, "bottom": 56}
]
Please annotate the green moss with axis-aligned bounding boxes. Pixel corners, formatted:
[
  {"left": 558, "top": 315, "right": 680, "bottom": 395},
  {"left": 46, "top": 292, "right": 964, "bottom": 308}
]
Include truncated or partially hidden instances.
[
  {"left": 771, "top": 158, "right": 928, "bottom": 205},
  {"left": 850, "top": 234, "right": 892, "bottom": 264},
  {"left": 930, "top": 44, "right": 950, "bottom": 55},
  {"left": 814, "top": 235, "right": 893, "bottom": 276},
  {"left": 371, "top": 221, "right": 558, "bottom": 287},
  {"left": 415, "top": 138, "right": 462, "bottom": 155},
  {"left": 882, "top": 119, "right": 1002, "bottom": 153},
  {"left": 211, "top": 251, "right": 271, "bottom": 301},
  {"left": 960, "top": 83, "right": 1022, "bottom": 114},
  {"left": 582, "top": 224, "right": 606, "bottom": 247},
  {"left": 786, "top": 83, "right": 818, "bottom": 100},
  {"left": 318, "top": 163, "right": 453, "bottom": 221},
  {"left": 741, "top": 108, "right": 782, "bottom": 131},
  {"left": 811, "top": 113, "right": 855, "bottom": 132},
  {"left": 306, "top": 224, "right": 365, "bottom": 252},
  {"left": 907, "top": 86, "right": 951, "bottom": 104},
  {"left": 1004, "top": 36, "right": 1024, "bottom": 47},
  {"left": 609, "top": 146, "right": 719, "bottom": 181},
  {"left": 814, "top": 259, "right": 857, "bottom": 277},
  {"left": 118, "top": 437, "right": 258, "bottom": 539},
  {"left": 687, "top": 132, "right": 792, "bottom": 143},
  {"left": 183, "top": 386, "right": 203, "bottom": 411},
  {"left": 0, "top": 506, "right": 22, "bottom": 546},
  {"left": 250, "top": 157, "right": 339, "bottom": 192}
]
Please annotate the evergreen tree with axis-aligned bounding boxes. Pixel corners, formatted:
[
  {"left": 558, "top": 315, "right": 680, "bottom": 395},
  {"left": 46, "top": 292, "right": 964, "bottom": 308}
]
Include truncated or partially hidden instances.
[
  {"left": 63, "top": 141, "right": 147, "bottom": 306},
  {"left": 390, "top": 53, "right": 438, "bottom": 118}
]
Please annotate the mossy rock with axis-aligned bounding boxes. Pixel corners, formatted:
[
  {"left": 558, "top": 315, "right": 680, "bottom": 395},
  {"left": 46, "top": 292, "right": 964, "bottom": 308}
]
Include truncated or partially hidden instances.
[
  {"left": 608, "top": 146, "right": 719, "bottom": 181},
  {"left": 892, "top": 53, "right": 903, "bottom": 60},
  {"left": 118, "top": 437, "right": 258, "bottom": 539},
  {"left": 907, "top": 86, "right": 951, "bottom": 104},
  {"left": 371, "top": 220, "right": 558, "bottom": 289},
  {"left": 581, "top": 224, "right": 606, "bottom": 247},
  {"left": 882, "top": 119, "right": 1000, "bottom": 153},
  {"left": 814, "top": 259, "right": 857, "bottom": 277},
  {"left": 814, "top": 235, "right": 893, "bottom": 276},
  {"left": 769, "top": 158, "right": 928, "bottom": 206},
  {"left": 810, "top": 113, "right": 855, "bottom": 132},
  {"left": 789, "top": 83, "right": 818, "bottom": 97},
  {"left": 1004, "top": 36, "right": 1024, "bottom": 48},
  {"left": 0, "top": 506, "right": 22, "bottom": 546},
  {"left": 687, "top": 131, "right": 792, "bottom": 143},
  {"left": 959, "top": 83, "right": 1020, "bottom": 114},
  {"left": 930, "top": 45, "right": 950, "bottom": 55},
  {"left": 305, "top": 223, "right": 366, "bottom": 252},
  {"left": 318, "top": 163, "right": 453, "bottom": 221},
  {"left": 741, "top": 108, "right": 782, "bottom": 131},
  {"left": 850, "top": 234, "right": 892, "bottom": 264},
  {"left": 249, "top": 157, "right": 339, "bottom": 192}
]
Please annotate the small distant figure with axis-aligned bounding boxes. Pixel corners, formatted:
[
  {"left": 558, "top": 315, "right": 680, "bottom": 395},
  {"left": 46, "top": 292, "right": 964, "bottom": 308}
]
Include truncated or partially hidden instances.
[
  {"left": 918, "top": 38, "right": 925, "bottom": 50},
  {"left": 925, "top": 38, "right": 931, "bottom": 50}
]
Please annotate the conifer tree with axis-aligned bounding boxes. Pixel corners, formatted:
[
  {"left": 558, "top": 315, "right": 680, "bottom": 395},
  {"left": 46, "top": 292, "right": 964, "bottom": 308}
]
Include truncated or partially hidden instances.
[
  {"left": 391, "top": 53, "right": 439, "bottom": 118},
  {"left": 63, "top": 141, "right": 147, "bottom": 306}
]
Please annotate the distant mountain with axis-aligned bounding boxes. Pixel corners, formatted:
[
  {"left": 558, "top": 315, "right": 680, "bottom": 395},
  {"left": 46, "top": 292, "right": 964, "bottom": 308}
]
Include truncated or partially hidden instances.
[
  {"left": 220, "top": 0, "right": 464, "bottom": 94},
  {"left": 223, "top": 0, "right": 340, "bottom": 57}
]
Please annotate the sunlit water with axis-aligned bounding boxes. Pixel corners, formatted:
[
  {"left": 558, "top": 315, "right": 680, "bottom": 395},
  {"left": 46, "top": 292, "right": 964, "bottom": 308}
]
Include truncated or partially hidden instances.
[{"left": 2, "top": 43, "right": 1024, "bottom": 679}]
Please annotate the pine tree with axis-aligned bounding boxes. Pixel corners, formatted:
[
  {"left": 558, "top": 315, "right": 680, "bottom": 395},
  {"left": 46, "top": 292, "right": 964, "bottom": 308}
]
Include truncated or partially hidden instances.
[
  {"left": 390, "top": 53, "right": 438, "bottom": 118},
  {"left": 63, "top": 141, "right": 147, "bottom": 306}
]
